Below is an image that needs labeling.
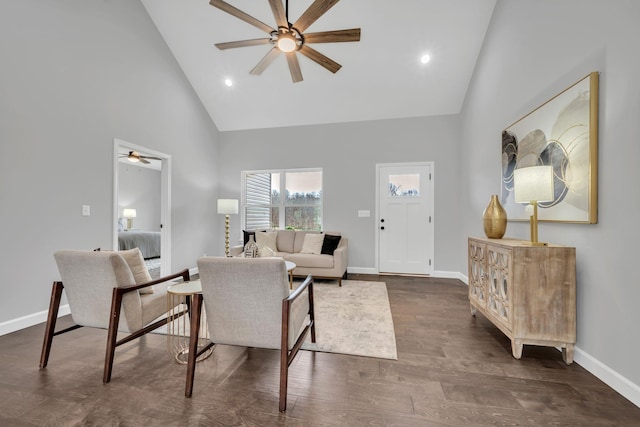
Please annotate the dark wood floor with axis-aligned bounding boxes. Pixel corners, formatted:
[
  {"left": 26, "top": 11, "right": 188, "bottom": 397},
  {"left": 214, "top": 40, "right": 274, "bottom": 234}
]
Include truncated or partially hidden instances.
[{"left": 1, "top": 275, "right": 638, "bottom": 426}]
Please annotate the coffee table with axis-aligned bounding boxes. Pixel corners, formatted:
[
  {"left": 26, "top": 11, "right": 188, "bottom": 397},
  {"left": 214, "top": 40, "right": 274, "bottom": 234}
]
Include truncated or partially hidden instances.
[{"left": 285, "top": 260, "right": 296, "bottom": 289}]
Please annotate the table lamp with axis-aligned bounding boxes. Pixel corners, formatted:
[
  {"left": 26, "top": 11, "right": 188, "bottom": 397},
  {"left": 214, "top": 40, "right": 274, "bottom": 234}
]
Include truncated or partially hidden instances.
[
  {"left": 122, "top": 208, "right": 137, "bottom": 230},
  {"left": 217, "top": 199, "right": 238, "bottom": 257},
  {"left": 514, "top": 165, "right": 554, "bottom": 246}
]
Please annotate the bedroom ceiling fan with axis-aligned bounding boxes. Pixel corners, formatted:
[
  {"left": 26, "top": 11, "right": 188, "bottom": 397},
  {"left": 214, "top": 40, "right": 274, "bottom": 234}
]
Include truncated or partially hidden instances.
[
  {"left": 119, "top": 151, "right": 161, "bottom": 165},
  {"left": 210, "top": 0, "right": 361, "bottom": 83}
]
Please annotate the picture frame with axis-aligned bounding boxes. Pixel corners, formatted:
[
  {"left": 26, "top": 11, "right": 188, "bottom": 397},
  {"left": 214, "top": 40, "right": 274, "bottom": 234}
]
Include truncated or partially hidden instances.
[{"left": 501, "top": 72, "right": 599, "bottom": 223}]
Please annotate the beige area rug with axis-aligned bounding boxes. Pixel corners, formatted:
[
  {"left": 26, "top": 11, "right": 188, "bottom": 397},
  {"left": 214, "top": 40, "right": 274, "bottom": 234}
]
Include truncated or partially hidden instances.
[
  {"left": 299, "top": 279, "right": 398, "bottom": 360},
  {"left": 155, "top": 279, "right": 398, "bottom": 361}
]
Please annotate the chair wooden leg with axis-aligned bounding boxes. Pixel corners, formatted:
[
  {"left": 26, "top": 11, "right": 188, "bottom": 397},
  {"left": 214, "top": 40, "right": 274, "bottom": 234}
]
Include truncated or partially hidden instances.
[
  {"left": 279, "top": 299, "right": 291, "bottom": 412},
  {"left": 308, "top": 281, "right": 316, "bottom": 343},
  {"left": 185, "top": 293, "right": 203, "bottom": 398},
  {"left": 103, "top": 288, "right": 124, "bottom": 384},
  {"left": 39, "top": 281, "right": 64, "bottom": 369}
]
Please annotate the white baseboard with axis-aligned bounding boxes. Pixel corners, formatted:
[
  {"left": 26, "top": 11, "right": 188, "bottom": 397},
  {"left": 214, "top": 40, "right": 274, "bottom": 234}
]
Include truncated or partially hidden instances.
[
  {"left": 573, "top": 346, "right": 640, "bottom": 407},
  {"left": 0, "top": 304, "right": 70, "bottom": 336},
  {"left": 347, "top": 267, "right": 377, "bottom": 275},
  {"left": 432, "top": 270, "right": 468, "bottom": 282}
]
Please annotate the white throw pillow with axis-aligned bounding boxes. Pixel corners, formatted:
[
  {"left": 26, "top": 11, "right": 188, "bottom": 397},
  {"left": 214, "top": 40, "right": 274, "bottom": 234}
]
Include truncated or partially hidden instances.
[
  {"left": 300, "top": 233, "right": 325, "bottom": 254},
  {"left": 255, "top": 231, "right": 278, "bottom": 257}
]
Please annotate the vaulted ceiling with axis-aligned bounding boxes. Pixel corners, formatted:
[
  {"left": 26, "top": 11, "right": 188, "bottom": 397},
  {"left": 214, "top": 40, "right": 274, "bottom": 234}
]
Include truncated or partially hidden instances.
[{"left": 141, "top": 0, "right": 496, "bottom": 132}]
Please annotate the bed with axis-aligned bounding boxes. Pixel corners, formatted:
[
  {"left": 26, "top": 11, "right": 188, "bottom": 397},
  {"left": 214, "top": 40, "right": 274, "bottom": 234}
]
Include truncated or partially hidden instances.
[{"left": 118, "top": 230, "right": 161, "bottom": 259}]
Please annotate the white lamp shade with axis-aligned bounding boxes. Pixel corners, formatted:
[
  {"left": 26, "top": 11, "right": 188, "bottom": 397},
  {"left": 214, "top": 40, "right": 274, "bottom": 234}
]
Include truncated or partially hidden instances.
[
  {"left": 122, "top": 208, "right": 137, "bottom": 218},
  {"left": 514, "top": 166, "right": 555, "bottom": 203},
  {"left": 217, "top": 199, "right": 238, "bottom": 215}
]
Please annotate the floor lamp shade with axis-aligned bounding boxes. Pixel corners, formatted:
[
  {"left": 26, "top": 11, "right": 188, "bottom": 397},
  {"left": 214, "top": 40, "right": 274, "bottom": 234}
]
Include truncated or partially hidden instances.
[
  {"left": 217, "top": 199, "right": 238, "bottom": 215},
  {"left": 514, "top": 165, "right": 554, "bottom": 245}
]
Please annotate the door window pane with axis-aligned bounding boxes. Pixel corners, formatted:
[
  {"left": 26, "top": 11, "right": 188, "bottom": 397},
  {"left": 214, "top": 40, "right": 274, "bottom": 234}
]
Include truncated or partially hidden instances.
[{"left": 389, "top": 174, "right": 420, "bottom": 197}]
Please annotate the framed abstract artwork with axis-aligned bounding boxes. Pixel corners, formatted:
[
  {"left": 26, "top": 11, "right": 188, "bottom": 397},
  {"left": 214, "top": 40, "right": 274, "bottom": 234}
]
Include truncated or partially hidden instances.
[{"left": 501, "top": 72, "right": 599, "bottom": 223}]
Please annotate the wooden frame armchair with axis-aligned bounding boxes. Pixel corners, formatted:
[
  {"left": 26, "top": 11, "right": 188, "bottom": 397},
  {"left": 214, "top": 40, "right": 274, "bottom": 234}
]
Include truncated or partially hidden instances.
[
  {"left": 40, "top": 249, "right": 190, "bottom": 383},
  {"left": 186, "top": 257, "right": 316, "bottom": 412}
]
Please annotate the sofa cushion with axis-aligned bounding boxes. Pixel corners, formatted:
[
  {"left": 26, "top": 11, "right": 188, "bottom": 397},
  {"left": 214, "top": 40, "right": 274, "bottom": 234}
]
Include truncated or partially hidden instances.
[
  {"left": 255, "top": 231, "right": 278, "bottom": 257},
  {"left": 285, "top": 253, "right": 335, "bottom": 269},
  {"left": 276, "top": 229, "right": 295, "bottom": 253},
  {"left": 300, "top": 233, "right": 325, "bottom": 254},
  {"left": 321, "top": 234, "right": 342, "bottom": 255},
  {"left": 293, "top": 231, "right": 321, "bottom": 253}
]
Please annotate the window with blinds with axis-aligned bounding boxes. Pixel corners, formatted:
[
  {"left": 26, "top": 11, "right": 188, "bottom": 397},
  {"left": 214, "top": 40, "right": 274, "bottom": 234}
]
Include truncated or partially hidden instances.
[{"left": 242, "top": 168, "right": 322, "bottom": 231}]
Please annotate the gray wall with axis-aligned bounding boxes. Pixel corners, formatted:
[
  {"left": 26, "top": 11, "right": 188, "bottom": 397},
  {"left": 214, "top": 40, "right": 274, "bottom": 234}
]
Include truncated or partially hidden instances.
[
  {"left": 218, "top": 115, "right": 462, "bottom": 273},
  {"left": 118, "top": 163, "right": 161, "bottom": 231},
  {"left": 460, "top": 0, "right": 640, "bottom": 390},
  {"left": 0, "top": 1, "right": 221, "bottom": 325}
]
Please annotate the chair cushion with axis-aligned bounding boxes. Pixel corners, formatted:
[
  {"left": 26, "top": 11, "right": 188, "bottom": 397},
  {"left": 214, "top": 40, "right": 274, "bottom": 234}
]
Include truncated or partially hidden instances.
[
  {"left": 119, "top": 248, "right": 154, "bottom": 294},
  {"left": 285, "top": 253, "right": 334, "bottom": 269}
]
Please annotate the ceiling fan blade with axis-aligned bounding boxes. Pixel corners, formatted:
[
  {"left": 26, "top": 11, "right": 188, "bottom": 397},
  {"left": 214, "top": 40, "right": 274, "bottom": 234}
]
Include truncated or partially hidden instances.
[
  {"left": 303, "top": 28, "right": 361, "bottom": 44},
  {"left": 293, "top": 0, "right": 340, "bottom": 33},
  {"left": 215, "top": 38, "right": 272, "bottom": 50},
  {"left": 139, "top": 158, "right": 150, "bottom": 165},
  {"left": 141, "top": 156, "right": 162, "bottom": 161},
  {"left": 298, "top": 45, "right": 341, "bottom": 73},
  {"left": 250, "top": 47, "right": 281, "bottom": 75},
  {"left": 209, "top": 0, "right": 274, "bottom": 34},
  {"left": 286, "top": 53, "right": 303, "bottom": 83},
  {"left": 268, "top": 0, "right": 287, "bottom": 28}
]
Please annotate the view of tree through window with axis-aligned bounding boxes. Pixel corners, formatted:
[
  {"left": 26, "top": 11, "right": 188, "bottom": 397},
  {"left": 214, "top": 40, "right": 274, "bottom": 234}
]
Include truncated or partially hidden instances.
[{"left": 243, "top": 169, "right": 322, "bottom": 231}]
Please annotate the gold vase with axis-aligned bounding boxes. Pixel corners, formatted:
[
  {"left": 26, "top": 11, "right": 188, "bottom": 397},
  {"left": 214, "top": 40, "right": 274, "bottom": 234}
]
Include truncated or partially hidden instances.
[{"left": 483, "top": 194, "right": 507, "bottom": 239}]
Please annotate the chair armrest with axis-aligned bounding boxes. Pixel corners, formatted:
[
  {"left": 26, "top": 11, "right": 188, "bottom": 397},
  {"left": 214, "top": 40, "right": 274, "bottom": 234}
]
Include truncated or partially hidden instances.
[
  {"left": 120, "top": 268, "right": 190, "bottom": 294},
  {"left": 286, "top": 274, "right": 313, "bottom": 303}
]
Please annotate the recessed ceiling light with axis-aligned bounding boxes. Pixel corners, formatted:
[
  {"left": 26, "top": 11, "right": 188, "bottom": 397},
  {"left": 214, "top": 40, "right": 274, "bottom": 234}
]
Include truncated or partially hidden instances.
[
  {"left": 224, "top": 78, "right": 233, "bottom": 87},
  {"left": 420, "top": 54, "right": 431, "bottom": 64}
]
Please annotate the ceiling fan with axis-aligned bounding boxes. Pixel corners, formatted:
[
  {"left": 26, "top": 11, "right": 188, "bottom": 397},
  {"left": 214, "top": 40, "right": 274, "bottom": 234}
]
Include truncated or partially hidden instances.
[
  {"left": 210, "top": 0, "right": 361, "bottom": 83},
  {"left": 119, "top": 151, "right": 161, "bottom": 165}
]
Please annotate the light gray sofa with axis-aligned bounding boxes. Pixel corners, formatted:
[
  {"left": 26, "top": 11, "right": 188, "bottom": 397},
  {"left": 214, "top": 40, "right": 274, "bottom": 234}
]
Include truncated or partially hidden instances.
[{"left": 232, "top": 230, "right": 348, "bottom": 286}]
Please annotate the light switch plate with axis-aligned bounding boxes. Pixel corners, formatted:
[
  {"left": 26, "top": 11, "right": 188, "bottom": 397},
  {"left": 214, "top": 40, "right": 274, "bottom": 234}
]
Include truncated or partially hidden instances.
[
  {"left": 358, "top": 210, "right": 370, "bottom": 217},
  {"left": 82, "top": 205, "right": 91, "bottom": 216}
]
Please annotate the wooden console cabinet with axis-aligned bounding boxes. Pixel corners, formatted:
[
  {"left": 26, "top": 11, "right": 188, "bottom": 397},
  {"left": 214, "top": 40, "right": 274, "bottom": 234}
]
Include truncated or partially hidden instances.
[{"left": 468, "top": 237, "right": 576, "bottom": 364}]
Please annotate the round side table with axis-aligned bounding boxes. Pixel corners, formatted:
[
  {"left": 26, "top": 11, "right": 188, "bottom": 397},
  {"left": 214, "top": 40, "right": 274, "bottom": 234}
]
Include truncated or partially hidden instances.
[{"left": 166, "top": 280, "right": 213, "bottom": 364}]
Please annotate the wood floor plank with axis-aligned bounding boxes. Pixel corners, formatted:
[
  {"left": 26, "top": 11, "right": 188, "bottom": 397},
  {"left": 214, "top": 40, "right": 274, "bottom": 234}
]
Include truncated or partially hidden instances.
[{"left": 1, "top": 275, "right": 638, "bottom": 426}]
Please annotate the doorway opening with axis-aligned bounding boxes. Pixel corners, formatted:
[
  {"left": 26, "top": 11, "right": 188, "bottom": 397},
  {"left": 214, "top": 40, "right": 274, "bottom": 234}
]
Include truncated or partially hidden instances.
[
  {"left": 113, "top": 139, "right": 171, "bottom": 277},
  {"left": 376, "top": 162, "right": 434, "bottom": 275}
]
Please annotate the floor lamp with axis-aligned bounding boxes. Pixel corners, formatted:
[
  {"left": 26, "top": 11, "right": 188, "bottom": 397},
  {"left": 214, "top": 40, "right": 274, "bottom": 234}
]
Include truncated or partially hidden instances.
[
  {"left": 217, "top": 199, "right": 238, "bottom": 257},
  {"left": 514, "top": 165, "right": 554, "bottom": 246}
]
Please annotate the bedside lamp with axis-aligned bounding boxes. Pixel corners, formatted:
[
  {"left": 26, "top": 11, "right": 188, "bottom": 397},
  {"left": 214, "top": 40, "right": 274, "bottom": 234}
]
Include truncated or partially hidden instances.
[
  {"left": 122, "top": 208, "right": 137, "bottom": 230},
  {"left": 217, "top": 199, "right": 238, "bottom": 257},
  {"left": 514, "top": 166, "right": 554, "bottom": 246}
]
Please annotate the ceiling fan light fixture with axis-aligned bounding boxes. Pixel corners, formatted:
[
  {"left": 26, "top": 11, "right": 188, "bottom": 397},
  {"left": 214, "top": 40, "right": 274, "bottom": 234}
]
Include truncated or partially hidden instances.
[
  {"left": 127, "top": 152, "right": 140, "bottom": 162},
  {"left": 277, "top": 33, "right": 297, "bottom": 52}
]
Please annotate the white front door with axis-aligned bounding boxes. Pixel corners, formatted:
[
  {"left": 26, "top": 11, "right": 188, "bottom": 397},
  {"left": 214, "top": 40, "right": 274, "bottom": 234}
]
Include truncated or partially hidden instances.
[{"left": 377, "top": 163, "right": 433, "bottom": 275}]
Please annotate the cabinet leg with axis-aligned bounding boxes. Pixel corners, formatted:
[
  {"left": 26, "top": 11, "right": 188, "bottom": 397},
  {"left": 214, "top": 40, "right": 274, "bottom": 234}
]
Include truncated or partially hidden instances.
[
  {"left": 511, "top": 339, "right": 523, "bottom": 359},
  {"left": 562, "top": 344, "right": 575, "bottom": 365},
  {"left": 470, "top": 304, "right": 477, "bottom": 316}
]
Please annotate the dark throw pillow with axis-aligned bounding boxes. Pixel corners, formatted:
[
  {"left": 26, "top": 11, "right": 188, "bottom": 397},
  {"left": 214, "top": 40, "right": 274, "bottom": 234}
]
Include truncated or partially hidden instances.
[
  {"left": 243, "top": 230, "right": 266, "bottom": 246},
  {"left": 321, "top": 234, "right": 342, "bottom": 255}
]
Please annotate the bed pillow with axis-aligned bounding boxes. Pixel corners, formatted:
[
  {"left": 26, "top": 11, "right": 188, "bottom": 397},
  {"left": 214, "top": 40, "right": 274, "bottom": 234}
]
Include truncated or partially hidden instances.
[
  {"left": 300, "top": 233, "right": 325, "bottom": 255},
  {"left": 255, "top": 231, "right": 278, "bottom": 257},
  {"left": 321, "top": 234, "right": 342, "bottom": 255},
  {"left": 119, "top": 248, "right": 154, "bottom": 294}
]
